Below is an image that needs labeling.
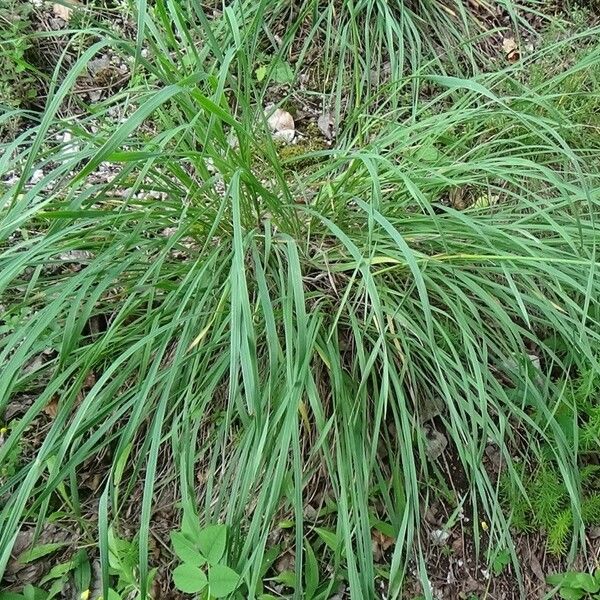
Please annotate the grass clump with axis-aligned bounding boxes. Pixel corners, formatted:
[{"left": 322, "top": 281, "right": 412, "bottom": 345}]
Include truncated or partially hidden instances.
[{"left": 0, "top": 1, "right": 600, "bottom": 598}]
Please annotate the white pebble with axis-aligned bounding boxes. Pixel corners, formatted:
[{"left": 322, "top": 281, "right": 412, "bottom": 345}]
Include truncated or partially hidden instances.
[{"left": 30, "top": 169, "right": 44, "bottom": 184}]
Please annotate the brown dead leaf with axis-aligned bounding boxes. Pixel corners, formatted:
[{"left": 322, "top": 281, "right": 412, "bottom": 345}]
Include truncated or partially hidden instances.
[
  {"left": 87, "top": 55, "right": 111, "bottom": 79},
  {"left": 502, "top": 37, "right": 520, "bottom": 63},
  {"left": 83, "top": 371, "right": 96, "bottom": 390},
  {"left": 451, "top": 536, "right": 464, "bottom": 555},
  {"left": 425, "top": 502, "right": 441, "bottom": 525},
  {"left": 317, "top": 112, "right": 336, "bottom": 140},
  {"left": 485, "top": 442, "right": 504, "bottom": 473},
  {"left": 53, "top": 2, "right": 77, "bottom": 21},
  {"left": 462, "top": 576, "right": 484, "bottom": 595},
  {"left": 5, "top": 526, "right": 70, "bottom": 582},
  {"left": 371, "top": 529, "right": 395, "bottom": 562},
  {"left": 81, "top": 472, "right": 101, "bottom": 491},
  {"left": 43, "top": 395, "right": 59, "bottom": 418},
  {"left": 527, "top": 547, "right": 545, "bottom": 582},
  {"left": 274, "top": 550, "right": 295, "bottom": 573},
  {"left": 5, "top": 398, "right": 34, "bottom": 421}
]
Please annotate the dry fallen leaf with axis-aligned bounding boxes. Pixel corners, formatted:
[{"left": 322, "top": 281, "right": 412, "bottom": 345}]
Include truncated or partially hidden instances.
[
  {"left": 43, "top": 395, "right": 59, "bottom": 418},
  {"left": 266, "top": 107, "right": 295, "bottom": 143},
  {"left": 527, "top": 546, "right": 545, "bottom": 582},
  {"left": 87, "top": 55, "right": 111, "bottom": 78},
  {"left": 53, "top": 2, "right": 75, "bottom": 21},
  {"left": 317, "top": 112, "right": 336, "bottom": 140},
  {"left": 83, "top": 371, "right": 96, "bottom": 390},
  {"left": 371, "top": 529, "right": 395, "bottom": 561},
  {"left": 502, "top": 37, "right": 520, "bottom": 63}
]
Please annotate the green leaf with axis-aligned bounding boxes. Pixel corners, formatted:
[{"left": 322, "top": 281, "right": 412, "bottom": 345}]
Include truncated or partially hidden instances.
[
  {"left": 271, "top": 570, "right": 296, "bottom": 588},
  {"left": 314, "top": 527, "right": 340, "bottom": 553},
  {"left": 73, "top": 549, "right": 91, "bottom": 592},
  {"left": 181, "top": 509, "right": 202, "bottom": 539},
  {"left": 172, "top": 564, "right": 208, "bottom": 594},
  {"left": 208, "top": 564, "right": 240, "bottom": 598},
  {"left": 547, "top": 572, "right": 599, "bottom": 593},
  {"left": 171, "top": 531, "right": 206, "bottom": 565},
  {"left": 414, "top": 145, "right": 441, "bottom": 163},
  {"left": 46, "top": 578, "right": 66, "bottom": 600},
  {"left": 18, "top": 543, "right": 68, "bottom": 564},
  {"left": 107, "top": 529, "right": 137, "bottom": 584},
  {"left": 304, "top": 540, "right": 319, "bottom": 599},
  {"left": 491, "top": 549, "right": 511, "bottom": 576},
  {"left": 22, "top": 586, "right": 47, "bottom": 600},
  {"left": 272, "top": 60, "right": 294, "bottom": 84},
  {"left": 278, "top": 520, "right": 294, "bottom": 529},
  {"left": 370, "top": 518, "right": 396, "bottom": 539},
  {"left": 40, "top": 560, "right": 74, "bottom": 584},
  {"left": 255, "top": 65, "right": 267, "bottom": 82},
  {"left": 559, "top": 589, "right": 586, "bottom": 600},
  {"left": 0, "top": 593, "right": 26, "bottom": 600},
  {"left": 99, "top": 590, "right": 122, "bottom": 600},
  {"left": 258, "top": 545, "right": 280, "bottom": 578},
  {"left": 197, "top": 524, "right": 227, "bottom": 565}
]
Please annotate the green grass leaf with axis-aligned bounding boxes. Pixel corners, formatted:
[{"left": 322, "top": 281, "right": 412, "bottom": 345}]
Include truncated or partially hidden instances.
[{"left": 0, "top": 592, "right": 26, "bottom": 600}]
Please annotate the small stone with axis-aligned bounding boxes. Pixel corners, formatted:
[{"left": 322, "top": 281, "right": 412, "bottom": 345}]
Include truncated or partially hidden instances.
[
  {"left": 53, "top": 2, "right": 72, "bottom": 21},
  {"left": 30, "top": 169, "right": 44, "bottom": 184},
  {"left": 272, "top": 129, "right": 295, "bottom": 143},
  {"left": 430, "top": 529, "right": 450, "bottom": 545},
  {"left": 424, "top": 427, "right": 448, "bottom": 460},
  {"left": 266, "top": 107, "right": 295, "bottom": 143},
  {"left": 87, "top": 55, "right": 111, "bottom": 78}
]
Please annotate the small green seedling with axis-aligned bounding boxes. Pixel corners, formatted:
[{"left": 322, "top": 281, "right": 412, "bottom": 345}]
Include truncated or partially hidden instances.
[
  {"left": 547, "top": 569, "right": 600, "bottom": 599},
  {"left": 491, "top": 548, "right": 511, "bottom": 576},
  {"left": 0, "top": 586, "right": 47, "bottom": 600},
  {"left": 171, "top": 521, "right": 240, "bottom": 598},
  {"left": 0, "top": 546, "right": 91, "bottom": 600},
  {"left": 106, "top": 528, "right": 156, "bottom": 599},
  {"left": 254, "top": 58, "right": 294, "bottom": 84}
]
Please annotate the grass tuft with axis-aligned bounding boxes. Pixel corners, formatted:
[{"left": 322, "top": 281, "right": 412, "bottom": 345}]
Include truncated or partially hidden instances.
[{"left": 1, "top": 1, "right": 600, "bottom": 597}]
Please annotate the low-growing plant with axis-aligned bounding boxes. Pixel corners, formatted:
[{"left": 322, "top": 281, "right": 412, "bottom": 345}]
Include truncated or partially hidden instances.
[
  {"left": 547, "top": 569, "right": 600, "bottom": 600},
  {"left": 171, "top": 521, "right": 240, "bottom": 598},
  {"left": 0, "top": 548, "right": 91, "bottom": 600},
  {"left": 501, "top": 369, "right": 600, "bottom": 554}
]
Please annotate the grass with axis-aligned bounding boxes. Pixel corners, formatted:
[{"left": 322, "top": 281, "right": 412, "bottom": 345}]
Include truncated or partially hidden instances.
[{"left": 1, "top": 0, "right": 600, "bottom": 598}]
